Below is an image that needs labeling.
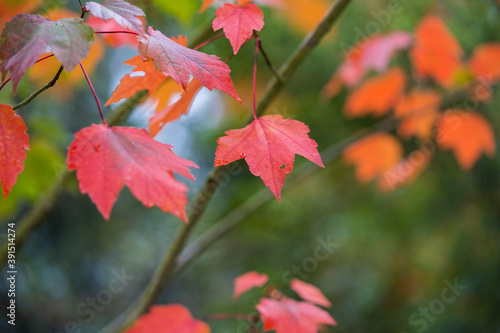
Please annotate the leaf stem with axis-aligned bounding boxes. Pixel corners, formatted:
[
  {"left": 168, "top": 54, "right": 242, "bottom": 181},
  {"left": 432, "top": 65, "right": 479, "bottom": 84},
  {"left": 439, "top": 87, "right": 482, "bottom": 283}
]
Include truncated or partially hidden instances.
[
  {"left": 0, "top": 54, "right": 55, "bottom": 93},
  {"left": 254, "top": 32, "right": 281, "bottom": 82},
  {"left": 95, "top": 30, "right": 139, "bottom": 35},
  {"left": 13, "top": 65, "right": 64, "bottom": 110},
  {"left": 193, "top": 32, "right": 224, "bottom": 50},
  {"left": 80, "top": 62, "right": 107, "bottom": 125},
  {"left": 253, "top": 36, "right": 259, "bottom": 120}
]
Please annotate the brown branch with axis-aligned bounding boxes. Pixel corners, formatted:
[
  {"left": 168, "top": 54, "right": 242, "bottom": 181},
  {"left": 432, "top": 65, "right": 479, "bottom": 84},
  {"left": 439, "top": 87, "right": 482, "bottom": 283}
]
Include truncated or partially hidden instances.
[
  {"left": 100, "top": 1, "right": 353, "bottom": 332},
  {"left": 13, "top": 65, "right": 64, "bottom": 110}
]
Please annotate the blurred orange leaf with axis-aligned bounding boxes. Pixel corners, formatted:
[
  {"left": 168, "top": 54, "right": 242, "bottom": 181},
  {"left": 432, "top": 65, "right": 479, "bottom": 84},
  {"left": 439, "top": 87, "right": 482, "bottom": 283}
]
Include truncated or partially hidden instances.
[
  {"left": 395, "top": 89, "right": 442, "bottom": 139},
  {"left": 0, "top": 0, "right": 38, "bottom": 29},
  {"left": 378, "top": 148, "right": 433, "bottom": 192},
  {"left": 344, "top": 132, "right": 403, "bottom": 183},
  {"left": 468, "top": 43, "right": 500, "bottom": 82},
  {"left": 149, "top": 79, "right": 202, "bottom": 137},
  {"left": 283, "top": 0, "right": 331, "bottom": 35},
  {"left": 344, "top": 67, "right": 406, "bottom": 118},
  {"left": 410, "top": 15, "right": 464, "bottom": 88},
  {"left": 200, "top": 0, "right": 217, "bottom": 12},
  {"left": 437, "top": 110, "right": 496, "bottom": 170}
]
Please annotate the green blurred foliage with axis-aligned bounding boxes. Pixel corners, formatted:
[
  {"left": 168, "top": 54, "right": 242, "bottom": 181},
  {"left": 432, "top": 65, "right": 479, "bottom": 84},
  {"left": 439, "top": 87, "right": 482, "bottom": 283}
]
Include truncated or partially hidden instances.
[{"left": 1, "top": 0, "right": 500, "bottom": 333}]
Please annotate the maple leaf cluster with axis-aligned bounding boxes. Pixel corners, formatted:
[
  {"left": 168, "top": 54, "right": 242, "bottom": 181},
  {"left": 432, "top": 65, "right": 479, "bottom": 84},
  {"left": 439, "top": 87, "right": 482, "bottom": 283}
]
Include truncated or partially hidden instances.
[
  {"left": 125, "top": 271, "right": 336, "bottom": 333},
  {"left": 323, "top": 15, "right": 499, "bottom": 192},
  {"left": 0, "top": 0, "right": 325, "bottom": 222}
]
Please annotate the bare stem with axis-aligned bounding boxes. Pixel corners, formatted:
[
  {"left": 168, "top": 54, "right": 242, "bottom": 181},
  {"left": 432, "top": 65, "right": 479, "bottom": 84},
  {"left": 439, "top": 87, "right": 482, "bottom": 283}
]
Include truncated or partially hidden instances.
[{"left": 80, "top": 62, "right": 107, "bottom": 125}]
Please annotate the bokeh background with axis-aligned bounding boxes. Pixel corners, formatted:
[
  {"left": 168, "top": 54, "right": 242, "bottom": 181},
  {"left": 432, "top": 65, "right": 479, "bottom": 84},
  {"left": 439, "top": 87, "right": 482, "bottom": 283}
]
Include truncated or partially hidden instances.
[{"left": 1, "top": 0, "right": 500, "bottom": 332}]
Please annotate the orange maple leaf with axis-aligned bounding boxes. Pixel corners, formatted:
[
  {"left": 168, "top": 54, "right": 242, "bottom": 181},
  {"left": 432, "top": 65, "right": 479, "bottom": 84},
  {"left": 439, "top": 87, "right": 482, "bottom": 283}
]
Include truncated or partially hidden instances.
[
  {"left": 343, "top": 132, "right": 403, "bottom": 183},
  {"left": 149, "top": 79, "right": 203, "bottom": 137},
  {"left": 395, "top": 89, "right": 442, "bottom": 139},
  {"left": 344, "top": 67, "right": 406, "bottom": 118},
  {"left": 410, "top": 15, "right": 464, "bottom": 88},
  {"left": 105, "top": 55, "right": 167, "bottom": 106},
  {"left": 437, "top": 110, "right": 496, "bottom": 170},
  {"left": 377, "top": 148, "right": 433, "bottom": 192},
  {"left": 468, "top": 43, "right": 500, "bottom": 82}
]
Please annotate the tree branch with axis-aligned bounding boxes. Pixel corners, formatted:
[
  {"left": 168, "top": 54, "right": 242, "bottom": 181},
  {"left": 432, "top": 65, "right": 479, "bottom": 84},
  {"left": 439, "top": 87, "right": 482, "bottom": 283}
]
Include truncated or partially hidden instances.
[
  {"left": 100, "top": 1, "right": 353, "bottom": 332},
  {"left": 13, "top": 65, "right": 64, "bottom": 110},
  {"left": 0, "top": 90, "right": 148, "bottom": 269}
]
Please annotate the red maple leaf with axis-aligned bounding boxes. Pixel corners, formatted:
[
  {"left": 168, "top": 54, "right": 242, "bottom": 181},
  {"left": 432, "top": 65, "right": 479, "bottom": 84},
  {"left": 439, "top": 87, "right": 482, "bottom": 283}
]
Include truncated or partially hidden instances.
[
  {"left": 212, "top": 3, "right": 265, "bottom": 54},
  {"left": 290, "top": 279, "right": 332, "bottom": 308},
  {"left": 66, "top": 125, "right": 198, "bottom": 221},
  {"left": 215, "top": 115, "right": 324, "bottom": 200},
  {"left": 0, "top": 14, "right": 95, "bottom": 93},
  {"left": 138, "top": 27, "right": 241, "bottom": 102},
  {"left": 85, "top": 0, "right": 145, "bottom": 34},
  {"left": 0, "top": 104, "right": 30, "bottom": 198},
  {"left": 256, "top": 298, "right": 336, "bottom": 333},
  {"left": 125, "top": 304, "right": 210, "bottom": 333},
  {"left": 233, "top": 271, "right": 268, "bottom": 299}
]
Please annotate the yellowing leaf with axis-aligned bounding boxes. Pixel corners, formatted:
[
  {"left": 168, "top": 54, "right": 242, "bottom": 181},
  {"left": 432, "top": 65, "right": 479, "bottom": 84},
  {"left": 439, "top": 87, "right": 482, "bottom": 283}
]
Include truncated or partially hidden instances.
[
  {"left": 343, "top": 132, "right": 403, "bottom": 183},
  {"left": 344, "top": 67, "right": 406, "bottom": 118},
  {"left": 437, "top": 110, "right": 496, "bottom": 170}
]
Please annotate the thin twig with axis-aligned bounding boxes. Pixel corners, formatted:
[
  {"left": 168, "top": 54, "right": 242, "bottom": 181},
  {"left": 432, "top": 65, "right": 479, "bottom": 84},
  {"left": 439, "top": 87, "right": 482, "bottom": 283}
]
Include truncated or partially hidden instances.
[
  {"left": 254, "top": 32, "right": 281, "bottom": 82},
  {"left": 13, "top": 65, "right": 64, "bottom": 110},
  {"left": 100, "top": 1, "right": 353, "bottom": 332}
]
